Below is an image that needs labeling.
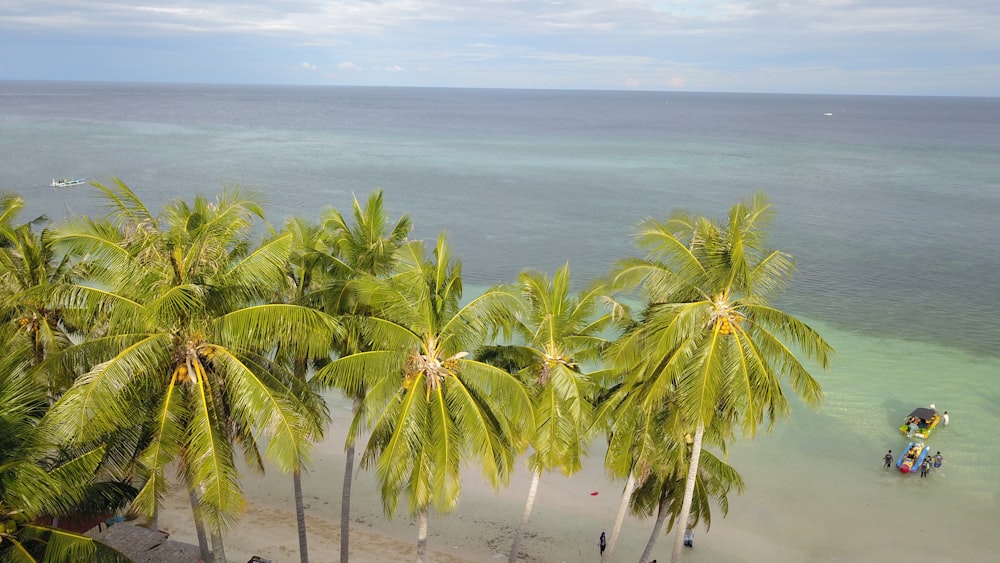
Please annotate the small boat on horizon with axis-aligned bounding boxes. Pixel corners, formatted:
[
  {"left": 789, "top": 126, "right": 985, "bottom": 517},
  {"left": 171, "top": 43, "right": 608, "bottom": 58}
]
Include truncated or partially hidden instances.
[{"left": 50, "top": 177, "right": 86, "bottom": 188}]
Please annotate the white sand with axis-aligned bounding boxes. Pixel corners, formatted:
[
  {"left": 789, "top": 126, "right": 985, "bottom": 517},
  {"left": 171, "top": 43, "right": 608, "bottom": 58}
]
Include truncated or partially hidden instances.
[{"left": 157, "top": 396, "right": 667, "bottom": 563}]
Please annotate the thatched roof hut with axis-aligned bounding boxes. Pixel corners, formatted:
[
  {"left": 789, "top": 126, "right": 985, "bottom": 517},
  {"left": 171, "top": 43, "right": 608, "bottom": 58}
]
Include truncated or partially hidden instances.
[{"left": 93, "top": 523, "right": 202, "bottom": 563}]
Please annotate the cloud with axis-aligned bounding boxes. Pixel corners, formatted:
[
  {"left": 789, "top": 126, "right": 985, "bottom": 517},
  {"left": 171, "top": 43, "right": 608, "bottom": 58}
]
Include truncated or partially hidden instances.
[
  {"left": 1, "top": 0, "right": 998, "bottom": 94},
  {"left": 296, "top": 62, "right": 317, "bottom": 71}
]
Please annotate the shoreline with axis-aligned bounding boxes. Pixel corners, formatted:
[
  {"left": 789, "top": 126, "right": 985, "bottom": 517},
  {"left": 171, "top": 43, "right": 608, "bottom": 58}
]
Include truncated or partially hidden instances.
[{"left": 153, "top": 328, "right": 1000, "bottom": 563}]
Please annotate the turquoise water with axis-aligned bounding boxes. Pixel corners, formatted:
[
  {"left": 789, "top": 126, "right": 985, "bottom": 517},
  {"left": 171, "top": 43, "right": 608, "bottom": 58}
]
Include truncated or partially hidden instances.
[
  {"left": 705, "top": 321, "right": 1000, "bottom": 561},
  {"left": 1, "top": 82, "right": 998, "bottom": 559}
]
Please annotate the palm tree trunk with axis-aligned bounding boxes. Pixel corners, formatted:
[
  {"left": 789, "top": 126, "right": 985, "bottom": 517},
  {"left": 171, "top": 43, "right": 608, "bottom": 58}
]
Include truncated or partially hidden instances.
[
  {"left": 289, "top": 358, "right": 310, "bottom": 563},
  {"left": 508, "top": 467, "right": 541, "bottom": 563},
  {"left": 638, "top": 491, "right": 669, "bottom": 563},
  {"left": 671, "top": 423, "right": 704, "bottom": 563},
  {"left": 187, "top": 486, "right": 212, "bottom": 563},
  {"left": 340, "top": 396, "right": 362, "bottom": 563},
  {"left": 211, "top": 533, "right": 227, "bottom": 563},
  {"left": 416, "top": 509, "right": 429, "bottom": 563},
  {"left": 293, "top": 468, "right": 309, "bottom": 563},
  {"left": 604, "top": 471, "right": 637, "bottom": 562}
]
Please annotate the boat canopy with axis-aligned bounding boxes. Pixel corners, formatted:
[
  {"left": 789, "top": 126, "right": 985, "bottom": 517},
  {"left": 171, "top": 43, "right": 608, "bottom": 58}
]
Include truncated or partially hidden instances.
[{"left": 907, "top": 407, "right": 936, "bottom": 419}]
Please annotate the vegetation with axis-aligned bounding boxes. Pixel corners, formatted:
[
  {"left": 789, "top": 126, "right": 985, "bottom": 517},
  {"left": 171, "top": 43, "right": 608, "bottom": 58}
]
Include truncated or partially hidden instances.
[
  {"left": 608, "top": 194, "right": 832, "bottom": 562},
  {"left": 476, "top": 264, "right": 625, "bottom": 563},
  {"left": 314, "top": 190, "right": 411, "bottom": 563},
  {"left": 43, "top": 180, "right": 337, "bottom": 562},
  {"left": 315, "top": 234, "right": 532, "bottom": 562},
  {"left": 0, "top": 183, "right": 828, "bottom": 563}
]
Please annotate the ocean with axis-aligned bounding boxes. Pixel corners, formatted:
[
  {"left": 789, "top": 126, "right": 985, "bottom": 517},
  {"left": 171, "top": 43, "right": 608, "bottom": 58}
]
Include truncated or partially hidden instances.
[{"left": 1, "top": 81, "right": 998, "bottom": 561}]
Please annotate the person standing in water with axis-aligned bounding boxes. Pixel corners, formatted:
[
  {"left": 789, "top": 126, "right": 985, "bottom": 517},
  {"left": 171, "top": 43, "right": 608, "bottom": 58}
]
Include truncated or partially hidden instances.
[
  {"left": 883, "top": 449, "right": 893, "bottom": 468},
  {"left": 683, "top": 527, "right": 695, "bottom": 547},
  {"left": 919, "top": 457, "right": 931, "bottom": 477},
  {"left": 943, "top": 411, "right": 949, "bottom": 425}
]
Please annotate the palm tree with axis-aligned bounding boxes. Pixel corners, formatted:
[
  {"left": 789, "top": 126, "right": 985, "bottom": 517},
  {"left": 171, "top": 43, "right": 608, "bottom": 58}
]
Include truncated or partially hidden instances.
[
  {"left": 271, "top": 215, "right": 341, "bottom": 563},
  {"left": 595, "top": 371, "right": 672, "bottom": 563},
  {"left": 0, "top": 338, "right": 132, "bottom": 563},
  {"left": 629, "top": 417, "right": 743, "bottom": 563},
  {"left": 476, "top": 264, "right": 624, "bottom": 563},
  {"left": 315, "top": 233, "right": 532, "bottom": 563},
  {"left": 610, "top": 194, "right": 832, "bottom": 562},
  {"left": 0, "top": 192, "right": 81, "bottom": 396},
  {"left": 43, "top": 179, "right": 338, "bottom": 563},
  {"left": 316, "top": 189, "right": 411, "bottom": 563}
]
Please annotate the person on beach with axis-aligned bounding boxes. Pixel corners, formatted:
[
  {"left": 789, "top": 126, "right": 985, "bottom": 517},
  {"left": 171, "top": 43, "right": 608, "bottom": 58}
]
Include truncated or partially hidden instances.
[
  {"left": 943, "top": 411, "right": 949, "bottom": 425},
  {"left": 883, "top": 450, "right": 893, "bottom": 468},
  {"left": 683, "top": 527, "right": 694, "bottom": 548},
  {"left": 933, "top": 452, "right": 944, "bottom": 470},
  {"left": 919, "top": 457, "right": 931, "bottom": 477},
  {"left": 599, "top": 531, "right": 606, "bottom": 556}
]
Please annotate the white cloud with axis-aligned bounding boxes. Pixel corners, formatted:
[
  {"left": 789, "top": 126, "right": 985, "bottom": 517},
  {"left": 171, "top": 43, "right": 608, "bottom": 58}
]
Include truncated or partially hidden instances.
[{"left": 2, "top": 0, "right": 999, "bottom": 94}]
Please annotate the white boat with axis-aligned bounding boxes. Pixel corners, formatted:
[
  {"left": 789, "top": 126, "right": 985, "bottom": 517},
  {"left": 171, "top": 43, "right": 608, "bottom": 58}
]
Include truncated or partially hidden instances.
[{"left": 50, "top": 177, "right": 86, "bottom": 188}]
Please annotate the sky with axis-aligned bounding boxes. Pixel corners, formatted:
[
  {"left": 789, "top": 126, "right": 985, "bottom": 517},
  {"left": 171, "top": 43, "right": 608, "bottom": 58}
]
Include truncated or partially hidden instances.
[{"left": 1, "top": 1, "right": 998, "bottom": 96}]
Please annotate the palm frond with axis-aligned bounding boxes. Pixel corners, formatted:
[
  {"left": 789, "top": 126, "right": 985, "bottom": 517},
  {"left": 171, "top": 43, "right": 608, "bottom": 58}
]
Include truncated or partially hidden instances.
[
  {"left": 184, "top": 370, "right": 245, "bottom": 533},
  {"left": 211, "top": 347, "right": 322, "bottom": 473},
  {"left": 15, "top": 524, "right": 131, "bottom": 563},
  {"left": 214, "top": 303, "right": 341, "bottom": 358},
  {"left": 131, "top": 377, "right": 188, "bottom": 520}
]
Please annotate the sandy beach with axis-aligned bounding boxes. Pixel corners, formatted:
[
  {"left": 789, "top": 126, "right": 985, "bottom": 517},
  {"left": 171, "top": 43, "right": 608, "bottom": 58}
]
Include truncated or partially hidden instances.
[{"left": 157, "top": 394, "right": 669, "bottom": 563}]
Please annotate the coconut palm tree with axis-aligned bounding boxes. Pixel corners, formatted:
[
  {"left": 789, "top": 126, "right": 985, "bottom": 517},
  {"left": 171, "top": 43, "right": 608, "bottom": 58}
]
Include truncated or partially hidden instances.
[
  {"left": 610, "top": 194, "right": 832, "bottom": 562},
  {"left": 315, "top": 190, "right": 411, "bottom": 563},
  {"left": 0, "top": 338, "right": 133, "bottom": 563},
  {"left": 42, "top": 179, "right": 338, "bottom": 563},
  {"left": 270, "top": 215, "right": 342, "bottom": 563},
  {"left": 594, "top": 369, "right": 673, "bottom": 563},
  {"left": 314, "top": 233, "right": 532, "bottom": 563},
  {"left": 476, "top": 264, "right": 624, "bottom": 563},
  {"left": 0, "top": 192, "right": 82, "bottom": 396},
  {"left": 628, "top": 415, "right": 743, "bottom": 563}
]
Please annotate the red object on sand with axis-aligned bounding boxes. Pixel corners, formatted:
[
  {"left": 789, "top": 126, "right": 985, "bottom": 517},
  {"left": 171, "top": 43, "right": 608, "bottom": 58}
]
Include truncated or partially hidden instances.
[{"left": 590, "top": 491, "right": 599, "bottom": 496}]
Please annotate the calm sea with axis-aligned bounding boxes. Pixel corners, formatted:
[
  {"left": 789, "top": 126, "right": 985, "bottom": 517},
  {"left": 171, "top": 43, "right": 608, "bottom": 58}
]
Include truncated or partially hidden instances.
[{"left": 1, "top": 81, "right": 998, "bottom": 560}]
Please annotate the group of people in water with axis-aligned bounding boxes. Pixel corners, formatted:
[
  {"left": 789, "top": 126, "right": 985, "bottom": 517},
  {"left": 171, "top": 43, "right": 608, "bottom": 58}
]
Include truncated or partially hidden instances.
[
  {"left": 884, "top": 448, "right": 945, "bottom": 476},
  {"left": 887, "top": 404, "right": 949, "bottom": 477}
]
